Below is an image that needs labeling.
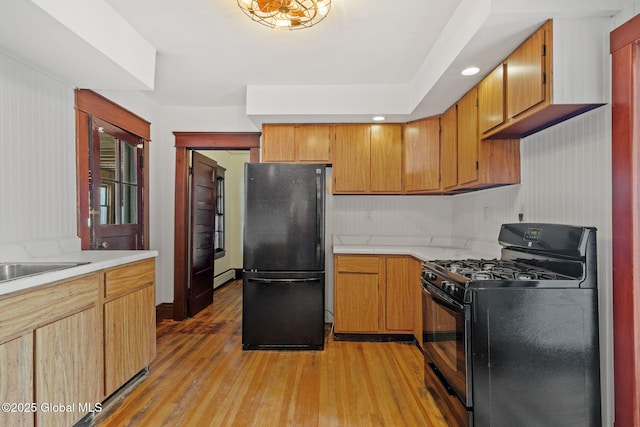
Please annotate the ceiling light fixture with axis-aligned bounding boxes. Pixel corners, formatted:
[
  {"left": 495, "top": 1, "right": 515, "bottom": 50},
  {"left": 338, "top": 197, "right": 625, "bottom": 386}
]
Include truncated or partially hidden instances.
[
  {"left": 372, "top": 116, "right": 386, "bottom": 121},
  {"left": 237, "top": 0, "right": 331, "bottom": 30},
  {"left": 461, "top": 66, "right": 480, "bottom": 76}
]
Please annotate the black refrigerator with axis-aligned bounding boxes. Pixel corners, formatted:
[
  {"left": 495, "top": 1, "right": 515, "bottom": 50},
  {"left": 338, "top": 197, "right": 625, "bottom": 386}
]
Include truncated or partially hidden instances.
[{"left": 242, "top": 163, "right": 325, "bottom": 350}]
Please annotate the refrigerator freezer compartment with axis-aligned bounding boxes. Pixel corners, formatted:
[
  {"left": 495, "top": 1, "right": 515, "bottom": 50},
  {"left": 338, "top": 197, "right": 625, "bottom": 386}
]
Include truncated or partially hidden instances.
[{"left": 242, "top": 271, "right": 325, "bottom": 350}]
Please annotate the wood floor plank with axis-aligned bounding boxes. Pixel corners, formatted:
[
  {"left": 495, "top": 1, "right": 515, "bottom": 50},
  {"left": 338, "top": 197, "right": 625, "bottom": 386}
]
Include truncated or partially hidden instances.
[{"left": 94, "top": 280, "right": 448, "bottom": 426}]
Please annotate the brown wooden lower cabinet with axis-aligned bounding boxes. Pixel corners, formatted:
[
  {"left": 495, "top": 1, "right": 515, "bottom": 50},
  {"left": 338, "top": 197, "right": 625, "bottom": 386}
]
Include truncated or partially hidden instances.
[
  {"left": 0, "top": 334, "right": 34, "bottom": 427},
  {"left": 0, "top": 273, "right": 101, "bottom": 427},
  {"left": 334, "top": 254, "right": 420, "bottom": 335},
  {"left": 0, "top": 258, "right": 156, "bottom": 426},
  {"left": 103, "top": 258, "right": 156, "bottom": 397},
  {"left": 35, "top": 306, "right": 101, "bottom": 427},
  {"left": 104, "top": 283, "right": 155, "bottom": 396}
]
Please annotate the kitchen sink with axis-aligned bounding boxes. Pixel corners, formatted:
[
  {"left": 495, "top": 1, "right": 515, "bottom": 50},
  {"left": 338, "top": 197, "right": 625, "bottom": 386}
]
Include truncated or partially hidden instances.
[{"left": 0, "top": 262, "right": 88, "bottom": 283}]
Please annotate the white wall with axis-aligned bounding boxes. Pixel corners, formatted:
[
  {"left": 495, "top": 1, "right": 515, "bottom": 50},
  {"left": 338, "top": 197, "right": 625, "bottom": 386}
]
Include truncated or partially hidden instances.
[
  {"left": 451, "top": 106, "right": 614, "bottom": 426},
  {"left": 332, "top": 195, "right": 453, "bottom": 238},
  {"left": 0, "top": 52, "right": 76, "bottom": 243}
]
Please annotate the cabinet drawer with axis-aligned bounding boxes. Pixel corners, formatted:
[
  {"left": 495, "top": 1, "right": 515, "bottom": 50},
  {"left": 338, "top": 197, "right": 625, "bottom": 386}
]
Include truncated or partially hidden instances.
[
  {"left": 104, "top": 259, "right": 155, "bottom": 299},
  {"left": 335, "top": 255, "right": 379, "bottom": 273},
  {"left": 0, "top": 273, "right": 99, "bottom": 344}
]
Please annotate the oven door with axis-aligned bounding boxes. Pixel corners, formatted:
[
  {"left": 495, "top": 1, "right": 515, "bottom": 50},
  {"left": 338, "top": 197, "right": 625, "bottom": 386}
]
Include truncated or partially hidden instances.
[{"left": 422, "top": 279, "right": 472, "bottom": 407}]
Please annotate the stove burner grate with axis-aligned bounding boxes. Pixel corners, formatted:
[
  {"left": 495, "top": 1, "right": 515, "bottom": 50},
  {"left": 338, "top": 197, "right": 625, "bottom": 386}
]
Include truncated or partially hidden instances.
[{"left": 429, "top": 259, "right": 568, "bottom": 281}]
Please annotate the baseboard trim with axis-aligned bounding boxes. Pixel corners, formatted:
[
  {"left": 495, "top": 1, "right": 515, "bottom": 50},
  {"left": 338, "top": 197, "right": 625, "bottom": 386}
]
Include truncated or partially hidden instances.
[
  {"left": 214, "top": 269, "right": 236, "bottom": 289},
  {"left": 156, "top": 303, "right": 174, "bottom": 323}
]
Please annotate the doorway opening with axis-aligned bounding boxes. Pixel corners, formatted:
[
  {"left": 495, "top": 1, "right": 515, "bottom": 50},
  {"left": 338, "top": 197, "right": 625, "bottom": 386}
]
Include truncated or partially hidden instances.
[{"left": 173, "top": 132, "right": 261, "bottom": 320}]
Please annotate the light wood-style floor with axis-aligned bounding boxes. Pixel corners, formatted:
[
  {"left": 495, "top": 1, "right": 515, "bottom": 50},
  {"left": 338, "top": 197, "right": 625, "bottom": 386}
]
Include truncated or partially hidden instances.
[{"left": 95, "top": 280, "right": 449, "bottom": 426}]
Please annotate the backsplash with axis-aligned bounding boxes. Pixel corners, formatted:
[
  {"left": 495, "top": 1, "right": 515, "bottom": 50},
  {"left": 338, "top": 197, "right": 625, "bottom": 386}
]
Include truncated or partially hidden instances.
[
  {"left": 451, "top": 106, "right": 612, "bottom": 241},
  {"left": 0, "top": 52, "right": 76, "bottom": 243},
  {"left": 331, "top": 194, "right": 453, "bottom": 238}
]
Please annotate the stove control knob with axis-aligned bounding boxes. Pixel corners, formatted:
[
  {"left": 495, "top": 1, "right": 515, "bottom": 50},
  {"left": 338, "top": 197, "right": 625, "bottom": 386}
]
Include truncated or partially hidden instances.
[
  {"left": 423, "top": 272, "right": 437, "bottom": 281},
  {"left": 441, "top": 281, "right": 453, "bottom": 292}
]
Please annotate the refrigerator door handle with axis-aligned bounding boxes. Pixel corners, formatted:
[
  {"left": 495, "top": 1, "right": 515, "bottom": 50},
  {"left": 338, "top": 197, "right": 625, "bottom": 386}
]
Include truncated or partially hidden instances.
[
  {"left": 316, "top": 173, "right": 324, "bottom": 264},
  {"left": 248, "top": 277, "right": 321, "bottom": 284}
]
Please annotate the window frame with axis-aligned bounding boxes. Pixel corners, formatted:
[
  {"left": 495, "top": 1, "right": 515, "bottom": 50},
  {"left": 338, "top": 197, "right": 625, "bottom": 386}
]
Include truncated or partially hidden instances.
[
  {"left": 214, "top": 165, "right": 226, "bottom": 260},
  {"left": 75, "top": 89, "right": 150, "bottom": 250}
]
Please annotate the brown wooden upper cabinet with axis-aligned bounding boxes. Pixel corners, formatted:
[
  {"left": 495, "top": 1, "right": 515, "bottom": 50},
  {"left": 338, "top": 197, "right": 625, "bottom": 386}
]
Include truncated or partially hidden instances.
[
  {"left": 478, "top": 63, "right": 506, "bottom": 134},
  {"left": 479, "top": 18, "right": 607, "bottom": 139},
  {"left": 507, "top": 26, "right": 546, "bottom": 119},
  {"left": 442, "top": 88, "right": 521, "bottom": 193},
  {"left": 333, "top": 123, "right": 403, "bottom": 194},
  {"left": 440, "top": 104, "right": 458, "bottom": 191},
  {"left": 457, "top": 87, "right": 480, "bottom": 187},
  {"left": 404, "top": 116, "right": 440, "bottom": 193},
  {"left": 262, "top": 124, "right": 332, "bottom": 163}
]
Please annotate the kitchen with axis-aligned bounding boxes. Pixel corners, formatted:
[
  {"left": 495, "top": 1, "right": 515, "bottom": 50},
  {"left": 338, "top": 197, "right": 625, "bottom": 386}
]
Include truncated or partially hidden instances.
[{"left": 0, "top": 0, "right": 636, "bottom": 426}]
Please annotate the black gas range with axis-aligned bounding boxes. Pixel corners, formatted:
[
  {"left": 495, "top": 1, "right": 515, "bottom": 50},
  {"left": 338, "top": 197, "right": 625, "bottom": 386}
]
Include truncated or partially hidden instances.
[
  {"left": 422, "top": 257, "right": 583, "bottom": 303},
  {"left": 421, "top": 223, "right": 601, "bottom": 427}
]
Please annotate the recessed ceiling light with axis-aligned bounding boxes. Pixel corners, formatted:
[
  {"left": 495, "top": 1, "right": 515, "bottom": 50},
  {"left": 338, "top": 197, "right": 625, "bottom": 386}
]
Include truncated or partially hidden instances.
[
  {"left": 372, "top": 116, "right": 386, "bottom": 121},
  {"left": 461, "top": 67, "right": 480, "bottom": 76}
]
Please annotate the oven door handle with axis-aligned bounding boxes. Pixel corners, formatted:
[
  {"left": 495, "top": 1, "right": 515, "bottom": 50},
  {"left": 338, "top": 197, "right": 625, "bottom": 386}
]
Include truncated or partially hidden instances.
[{"left": 424, "top": 282, "right": 465, "bottom": 313}]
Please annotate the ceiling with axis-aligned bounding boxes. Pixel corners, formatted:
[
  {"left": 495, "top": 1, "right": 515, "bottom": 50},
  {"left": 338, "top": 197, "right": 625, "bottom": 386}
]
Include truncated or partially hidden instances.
[{"left": 0, "top": 0, "right": 622, "bottom": 126}]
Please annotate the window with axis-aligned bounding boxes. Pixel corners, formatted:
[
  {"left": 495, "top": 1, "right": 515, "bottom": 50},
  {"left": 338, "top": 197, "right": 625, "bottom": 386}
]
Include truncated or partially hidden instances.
[
  {"left": 75, "top": 89, "right": 150, "bottom": 251},
  {"left": 214, "top": 165, "right": 226, "bottom": 259},
  {"left": 89, "top": 117, "right": 145, "bottom": 249}
]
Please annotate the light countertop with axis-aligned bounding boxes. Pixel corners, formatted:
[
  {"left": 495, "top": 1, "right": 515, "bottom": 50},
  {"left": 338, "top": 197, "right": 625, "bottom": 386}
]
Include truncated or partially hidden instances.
[
  {"left": 332, "top": 235, "right": 500, "bottom": 262},
  {"left": 0, "top": 245, "right": 158, "bottom": 296}
]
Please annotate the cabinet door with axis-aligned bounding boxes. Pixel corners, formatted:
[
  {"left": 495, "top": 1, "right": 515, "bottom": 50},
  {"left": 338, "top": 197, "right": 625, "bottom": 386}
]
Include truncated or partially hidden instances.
[
  {"left": 410, "top": 258, "right": 423, "bottom": 349},
  {"left": 334, "top": 256, "right": 380, "bottom": 333},
  {"left": 35, "top": 307, "right": 101, "bottom": 427},
  {"left": 385, "top": 257, "right": 413, "bottom": 332},
  {"left": 507, "top": 26, "right": 546, "bottom": 119},
  {"left": 333, "top": 125, "right": 371, "bottom": 193},
  {"left": 457, "top": 88, "right": 479, "bottom": 186},
  {"left": 0, "top": 334, "right": 34, "bottom": 427},
  {"left": 296, "top": 125, "right": 331, "bottom": 163},
  {"left": 262, "top": 124, "right": 295, "bottom": 162},
  {"left": 370, "top": 124, "right": 403, "bottom": 193},
  {"left": 104, "top": 284, "right": 156, "bottom": 396},
  {"left": 479, "top": 63, "right": 505, "bottom": 134},
  {"left": 404, "top": 117, "right": 440, "bottom": 192},
  {"left": 440, "top": 104, "right": 458, "bottom": 190}
]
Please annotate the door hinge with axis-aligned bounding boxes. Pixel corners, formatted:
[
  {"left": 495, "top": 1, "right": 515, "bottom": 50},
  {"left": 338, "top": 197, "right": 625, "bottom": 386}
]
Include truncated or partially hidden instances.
[
  {"left": 542, "top": 72, "right": 546, "bottom": 85},
  {"left": 140, "top": 155, "right": 144, "bottom": 168},
  {"left": 476, "top": 161, "right": 479, "bottom": 170},
  {"left": 189, "top": 166, "right": 193, "bottom": 175},
  {"left": 475, "top": 97, "right": 479, "bottom": 107},
  {"left": 542, "top": 44, "right": 546, "bottom": 57}
]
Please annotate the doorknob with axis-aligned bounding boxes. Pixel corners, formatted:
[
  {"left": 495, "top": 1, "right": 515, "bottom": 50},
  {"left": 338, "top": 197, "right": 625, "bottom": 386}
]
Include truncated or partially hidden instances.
[{"left": 98, "top": 241, "right": 109, "bottom": 249}]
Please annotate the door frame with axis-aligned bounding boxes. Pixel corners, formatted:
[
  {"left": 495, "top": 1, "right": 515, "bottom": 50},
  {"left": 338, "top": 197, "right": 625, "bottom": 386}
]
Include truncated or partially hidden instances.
[
  {"left": 611, "top": 14, "right": 640, "bottom": 427},
  {"left": 75, "top": 89, "right": 151, "bottom": 250},
  {"left": 173, "top": 132, "right": 261, "bottom": 321}
]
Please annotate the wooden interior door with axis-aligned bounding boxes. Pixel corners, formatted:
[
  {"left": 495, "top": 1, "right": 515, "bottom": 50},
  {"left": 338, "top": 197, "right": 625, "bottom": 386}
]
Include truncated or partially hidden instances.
[
  {"left": 90, "top": 117, "right": 145, "bottom": 250},
  {"left": 189, "top": 151, "right": 217, "bottom": 316}
]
